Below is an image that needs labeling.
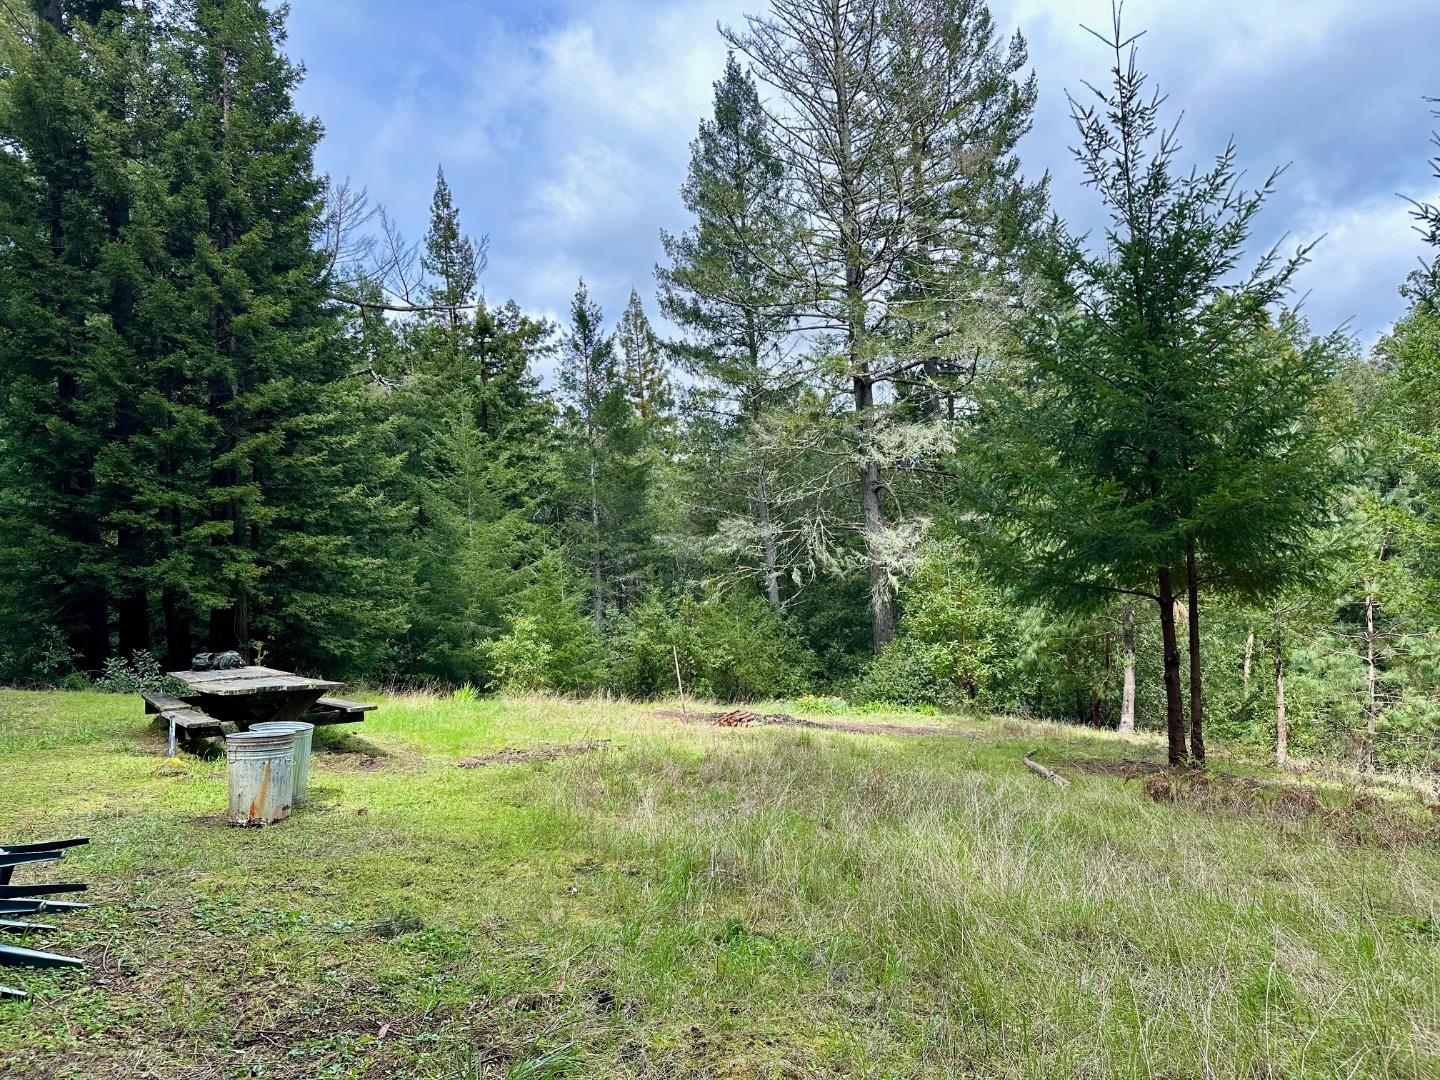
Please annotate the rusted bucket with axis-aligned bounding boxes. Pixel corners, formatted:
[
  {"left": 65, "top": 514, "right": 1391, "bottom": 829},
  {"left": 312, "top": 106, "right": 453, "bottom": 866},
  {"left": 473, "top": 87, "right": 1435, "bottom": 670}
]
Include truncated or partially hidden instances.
[
  {"left": 248, "top": 721, "right": 315, "bottom": 806},
  {"left": 225, "top": 730, "right": 296, "bottom": 825}
]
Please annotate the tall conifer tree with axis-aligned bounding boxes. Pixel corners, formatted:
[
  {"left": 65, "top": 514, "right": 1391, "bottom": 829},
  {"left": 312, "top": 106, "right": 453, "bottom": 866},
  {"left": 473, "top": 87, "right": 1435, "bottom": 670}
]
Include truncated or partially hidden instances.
[
  {"left": 966, "top": 10, "right": 1344, "bottom": 764},
  {"left": 723, "top": 0, "right": 1043, "bottom": 651}
]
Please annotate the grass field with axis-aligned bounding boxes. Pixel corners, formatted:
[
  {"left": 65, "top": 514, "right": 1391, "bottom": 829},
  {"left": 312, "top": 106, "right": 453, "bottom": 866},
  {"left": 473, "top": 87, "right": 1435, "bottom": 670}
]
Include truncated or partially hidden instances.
[{"left": 1, "top": 690, "right": 1438, "bottom": 1078}]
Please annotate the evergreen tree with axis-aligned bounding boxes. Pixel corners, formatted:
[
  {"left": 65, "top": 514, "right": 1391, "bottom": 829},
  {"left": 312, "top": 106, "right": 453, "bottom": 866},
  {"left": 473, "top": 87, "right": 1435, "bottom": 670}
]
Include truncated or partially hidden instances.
[
  {"left": 723, "top": 0, "right": 1044, "bottom": 652},
  {"left": 658, "top": 54, "right": 804, "bottom": 607},
  {"left": 147, "top": 0, "right": 342, "bottom": 662},
  {"left": 0, "top": 1, "right": 138, "bottom": 673},
  {"left": 388, "top": 172, "right": 555, "bottom": 683},
  {"left": 556, "top": 281, "right": 652, "bottom": 628},
  {"left": 966, "top": 11, "right": 1345, "bottom": 765},
  {"left": 1406, "top": 100, "right": 1440, "bottom": 303},
  {"left": 421, "top": 166, "right": 482, "bottom": 332},
  {"left": 615, "top": 289, "right": 672, "bottom": 425}
]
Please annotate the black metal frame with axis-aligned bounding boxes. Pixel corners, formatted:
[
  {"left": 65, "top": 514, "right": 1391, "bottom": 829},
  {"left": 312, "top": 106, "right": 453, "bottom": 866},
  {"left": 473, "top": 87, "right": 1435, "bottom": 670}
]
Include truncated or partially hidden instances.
[{"left": 0, "top": 838, "right": 89, "bottom": 999}]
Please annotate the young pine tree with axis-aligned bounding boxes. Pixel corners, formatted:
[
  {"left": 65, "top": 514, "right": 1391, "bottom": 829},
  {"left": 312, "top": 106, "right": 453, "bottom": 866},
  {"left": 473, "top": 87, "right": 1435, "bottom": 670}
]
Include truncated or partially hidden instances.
[
  {"left": 615, "top": 289, "right": 672, "bottom": 427},
  {"left": 967, "top": 10, "right": 1345, "bottom": 765},
  {"left": 556, "top": 281, "right": 653, "bottom": 629},
  {"left": 391, "top": 172, "right": 555, "bottom": 682},
  {"left": 658, "top": 54, "right": 804, "bottom": 608}
]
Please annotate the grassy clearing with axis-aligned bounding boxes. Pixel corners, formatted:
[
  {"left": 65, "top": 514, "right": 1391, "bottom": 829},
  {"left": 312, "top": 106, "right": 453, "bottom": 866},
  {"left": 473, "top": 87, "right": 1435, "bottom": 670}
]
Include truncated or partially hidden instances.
[{"left": 1, "top": 690, "right": 1438, "bottom": 1078}]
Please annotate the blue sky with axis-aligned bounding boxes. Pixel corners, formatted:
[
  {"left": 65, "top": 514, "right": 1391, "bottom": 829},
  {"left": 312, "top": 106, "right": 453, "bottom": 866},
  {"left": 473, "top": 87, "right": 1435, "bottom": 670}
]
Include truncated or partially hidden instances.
[{"left": 285, "top": 0, "right": 1439, "bottom": 348}]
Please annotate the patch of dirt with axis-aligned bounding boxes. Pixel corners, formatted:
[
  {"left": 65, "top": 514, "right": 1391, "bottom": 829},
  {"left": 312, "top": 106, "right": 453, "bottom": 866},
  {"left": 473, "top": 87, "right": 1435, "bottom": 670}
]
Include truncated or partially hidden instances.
[
  {"left": 653, "top": 708, "right": 969, "bottom": 739},
  {"left": 457, "top": 740, "right": 612, "bottom": 768},
  {"left": 1141, "top": 768, "right": 1440, "bottom": 849},
  {"left": 1061, "top": 756, "right": 1168, "bottom": 780}
]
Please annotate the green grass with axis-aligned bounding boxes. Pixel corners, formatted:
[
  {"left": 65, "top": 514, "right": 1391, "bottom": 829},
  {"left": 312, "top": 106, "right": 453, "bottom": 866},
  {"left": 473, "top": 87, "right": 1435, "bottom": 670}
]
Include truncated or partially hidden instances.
[{"left": 1, "top": 690, "right": 1438, "bottom": 1078}]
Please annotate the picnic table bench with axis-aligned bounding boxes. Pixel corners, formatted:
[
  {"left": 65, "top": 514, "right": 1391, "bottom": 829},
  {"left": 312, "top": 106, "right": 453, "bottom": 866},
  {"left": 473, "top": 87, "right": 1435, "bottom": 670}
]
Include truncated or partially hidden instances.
[{"left": 145, "top": 666, "right": 375, "bottom": 753}]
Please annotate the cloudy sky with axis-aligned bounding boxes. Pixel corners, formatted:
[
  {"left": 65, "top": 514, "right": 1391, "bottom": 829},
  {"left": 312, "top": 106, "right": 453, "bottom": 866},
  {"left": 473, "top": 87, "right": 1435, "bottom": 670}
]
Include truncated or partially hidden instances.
[{"left": 285, "top": 0, "right": 1438, "bottom": 348}]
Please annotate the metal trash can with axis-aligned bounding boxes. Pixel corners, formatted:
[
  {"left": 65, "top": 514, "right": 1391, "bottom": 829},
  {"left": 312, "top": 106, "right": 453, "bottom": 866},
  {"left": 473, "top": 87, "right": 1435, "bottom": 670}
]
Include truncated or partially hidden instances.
[
  {"left": 225, "top": 730, "right": 296, "bottom": 825},
  {"left": 248, "top": 721, "right": 315, "bottom": 806}
]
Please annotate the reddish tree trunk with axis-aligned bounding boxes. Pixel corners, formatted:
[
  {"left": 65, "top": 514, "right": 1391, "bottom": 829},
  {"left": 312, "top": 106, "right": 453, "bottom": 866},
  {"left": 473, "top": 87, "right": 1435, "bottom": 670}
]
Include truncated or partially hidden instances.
[{"left": 1156, "top": 567, "right": 1187, "bottom": 766}]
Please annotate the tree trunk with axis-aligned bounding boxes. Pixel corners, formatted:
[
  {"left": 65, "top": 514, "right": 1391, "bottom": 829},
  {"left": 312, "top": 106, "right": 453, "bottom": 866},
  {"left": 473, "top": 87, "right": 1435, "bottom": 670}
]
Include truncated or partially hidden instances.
[
  {"left": 861, "top": 456, "right": 893, "bottom": 652},
  {"left": 116, "top": 559, "right": 149, "bottom": 660},
  {"left": 757, "top": 472, "right": 781, "bottom": 609},
  {"left": 854, "top": 374, "right": 894, "bottom": 652},
  {"left": 1156, "top": 567, "right": 1187, "bottom": 766},
  {"left": 1120, "top": 605, "right": 1136, "bottom": 734},
  {"left": 1361, "top": 587, "right": 1379, "bottom": 774},
  {"left": 1274, "top": 647, "right": 1288, "bottom": 768},
  {"left": 1242, "top": 629, "right": 1255, "bottom": 699},
  {"left": 1185, "top": 544, "right": 1205, "bottom": 766},
  {"left": 37, "top": 0, "right": 64, "bottom": 32},
  {"left": 162, "top": 587, "right": 191, "bottom": 671},
  {"left": 830, "top": 11, "right": 892, "bottom": 656},
  {"left": 208, "top": 595, "right": 248, "bottom": 655}
]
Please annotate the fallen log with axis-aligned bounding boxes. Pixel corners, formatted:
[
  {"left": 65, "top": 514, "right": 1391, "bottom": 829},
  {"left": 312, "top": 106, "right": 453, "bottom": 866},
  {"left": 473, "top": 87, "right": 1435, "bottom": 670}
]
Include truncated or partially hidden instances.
[{"left": 1024, "top": 752, "right": 1071, "bottom": 788}]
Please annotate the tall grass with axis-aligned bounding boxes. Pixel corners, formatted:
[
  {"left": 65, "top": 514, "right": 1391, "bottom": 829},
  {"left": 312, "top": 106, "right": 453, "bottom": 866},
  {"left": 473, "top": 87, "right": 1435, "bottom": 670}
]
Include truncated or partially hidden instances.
[{"left": 0, "top": 689, "right": 1435, "bottom": 1077}]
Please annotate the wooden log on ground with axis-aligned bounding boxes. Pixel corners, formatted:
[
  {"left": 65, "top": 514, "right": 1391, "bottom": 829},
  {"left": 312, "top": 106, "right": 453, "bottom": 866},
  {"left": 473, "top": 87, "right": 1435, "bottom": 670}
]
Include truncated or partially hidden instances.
[{"left": 1024, "top": 752, "right": 1071, "bottom": 788}]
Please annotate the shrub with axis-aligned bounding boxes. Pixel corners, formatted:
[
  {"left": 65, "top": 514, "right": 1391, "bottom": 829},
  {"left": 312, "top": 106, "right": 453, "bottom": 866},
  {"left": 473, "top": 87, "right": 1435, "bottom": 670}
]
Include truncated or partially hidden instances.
[
  {"left": 0, "top": 625, "right": 84, "bottom": 687},
  {"left": 851, "top": 545, "right": 1024, "bottom": 711},
  {"left": 609, "top": 590, "right": 816, "bottom": 702},
  {"left": 487, "top": 554, "right": 607, "bottom": 694},
  {"left": 94, "top": 653, "right": 175, "bottom": 694}
]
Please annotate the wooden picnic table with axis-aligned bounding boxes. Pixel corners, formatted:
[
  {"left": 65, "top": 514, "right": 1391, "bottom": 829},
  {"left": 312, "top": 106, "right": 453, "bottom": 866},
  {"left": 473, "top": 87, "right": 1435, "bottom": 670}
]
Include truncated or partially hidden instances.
[
  {"left": 168, "top": 665, "right": 341, "bottom": 728},
  {"left": 144, "top": 666, "right": 376, "bottom": 751}
]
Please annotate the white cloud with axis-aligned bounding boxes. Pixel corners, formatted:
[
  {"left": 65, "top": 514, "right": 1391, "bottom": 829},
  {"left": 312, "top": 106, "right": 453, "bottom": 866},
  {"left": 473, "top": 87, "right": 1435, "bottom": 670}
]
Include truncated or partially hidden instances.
[
  {"left": 292, "top": 0, "right": 1438, "bottom": 352},
  {"left": 532, "top": 142, "right": 644, "bottom": 230},
  {"left": 1289, "top": 189, "right": 1437, "bottom": 339}
]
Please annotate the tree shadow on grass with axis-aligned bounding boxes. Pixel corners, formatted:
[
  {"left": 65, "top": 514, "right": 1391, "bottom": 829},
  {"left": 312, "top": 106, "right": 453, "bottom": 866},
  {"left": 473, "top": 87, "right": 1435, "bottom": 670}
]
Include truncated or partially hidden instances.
[{"left": 313, "top": 728, "right": 389, "bottom": 758}]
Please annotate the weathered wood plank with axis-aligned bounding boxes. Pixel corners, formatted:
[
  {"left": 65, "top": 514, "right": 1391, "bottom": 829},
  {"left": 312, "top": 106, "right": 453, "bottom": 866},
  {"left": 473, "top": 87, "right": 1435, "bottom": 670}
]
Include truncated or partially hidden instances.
[
  {"left": 313, "top": 697, "right": 376, "bottom": 715},
  {"left": 161, "top": 708, "right": 218, "bottom": 731},
  {"left": 141, "top": 691, "right": 190, "bottom": 715},
  {"left": 167, "top": 666, "right": 340, "bottom": 697}
]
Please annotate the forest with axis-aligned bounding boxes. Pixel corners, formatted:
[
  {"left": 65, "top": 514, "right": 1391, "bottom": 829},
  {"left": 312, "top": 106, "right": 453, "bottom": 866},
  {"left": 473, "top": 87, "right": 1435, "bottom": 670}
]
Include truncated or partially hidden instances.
[{"left": 3, "top": 0, "right": 1439, "bottom": 774}]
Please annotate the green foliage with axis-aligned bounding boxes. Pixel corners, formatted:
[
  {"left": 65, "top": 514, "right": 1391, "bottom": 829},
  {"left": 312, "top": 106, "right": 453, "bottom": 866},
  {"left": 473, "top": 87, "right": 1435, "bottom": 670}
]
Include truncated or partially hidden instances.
[
  {"left": 2, "top": 0, "right": 1440, "bottom": 780},
  {"left": 93, "top": 652, "right": 175, "bottom": 694},
  {"left": 608, "top": 590, "right": 815, "bottom": 702},
  {"left": 487, "top": 555, "right": 607, "bottom": 695},
  {"left": 555, "top": 280, "right": 660, "bottom": 625},
  {"left": 852, "top": 547, "right": 1023, "bottom": 710}
]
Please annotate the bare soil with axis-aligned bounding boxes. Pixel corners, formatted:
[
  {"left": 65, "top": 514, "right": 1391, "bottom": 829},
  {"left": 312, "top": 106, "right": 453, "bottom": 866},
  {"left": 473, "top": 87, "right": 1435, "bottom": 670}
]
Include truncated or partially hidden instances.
[
  {"left": 652, "top": 708, "right": 971, "bottom": 739},
  {"left": 457, "top": 740, "right": 613, "bottom": 768}
]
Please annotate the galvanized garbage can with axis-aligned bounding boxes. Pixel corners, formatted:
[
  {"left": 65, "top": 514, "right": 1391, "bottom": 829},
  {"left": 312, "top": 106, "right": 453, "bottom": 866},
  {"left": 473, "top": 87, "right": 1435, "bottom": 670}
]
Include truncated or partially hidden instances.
[
  {"left": 248, "top": 721, "right": 315, "bottom": 806},
  {"left": 225, "top": 730, "right": 296, "bottom": 825}
]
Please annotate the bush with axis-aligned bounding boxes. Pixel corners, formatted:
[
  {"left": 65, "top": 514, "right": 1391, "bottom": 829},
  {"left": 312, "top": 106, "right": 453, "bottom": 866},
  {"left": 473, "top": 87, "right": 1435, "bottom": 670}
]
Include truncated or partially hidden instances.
[
  {"left": 853, "top": 639, "right": 971, "bottom": 710},
  {"left": 0, "top": 624, "right": 84, "bottom": 687},
  {"left": 609, "top": 590, "right": 816, "bottom": 702},
  {"left": 94, "top": 653, "right": 176, "bottom": 694},
  {"left": 851, "top": 545, "right": 1024, "bottom": 711},
  {"left": 486, "top": 554, "right": 607, "bottom": 694}
]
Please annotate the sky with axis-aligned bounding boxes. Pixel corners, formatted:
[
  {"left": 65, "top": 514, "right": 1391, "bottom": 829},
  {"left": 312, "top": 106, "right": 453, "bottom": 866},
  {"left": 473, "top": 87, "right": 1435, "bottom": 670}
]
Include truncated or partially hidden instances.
[{"left": 284, "top": 0, "right": 1440, "bottom": 349}]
